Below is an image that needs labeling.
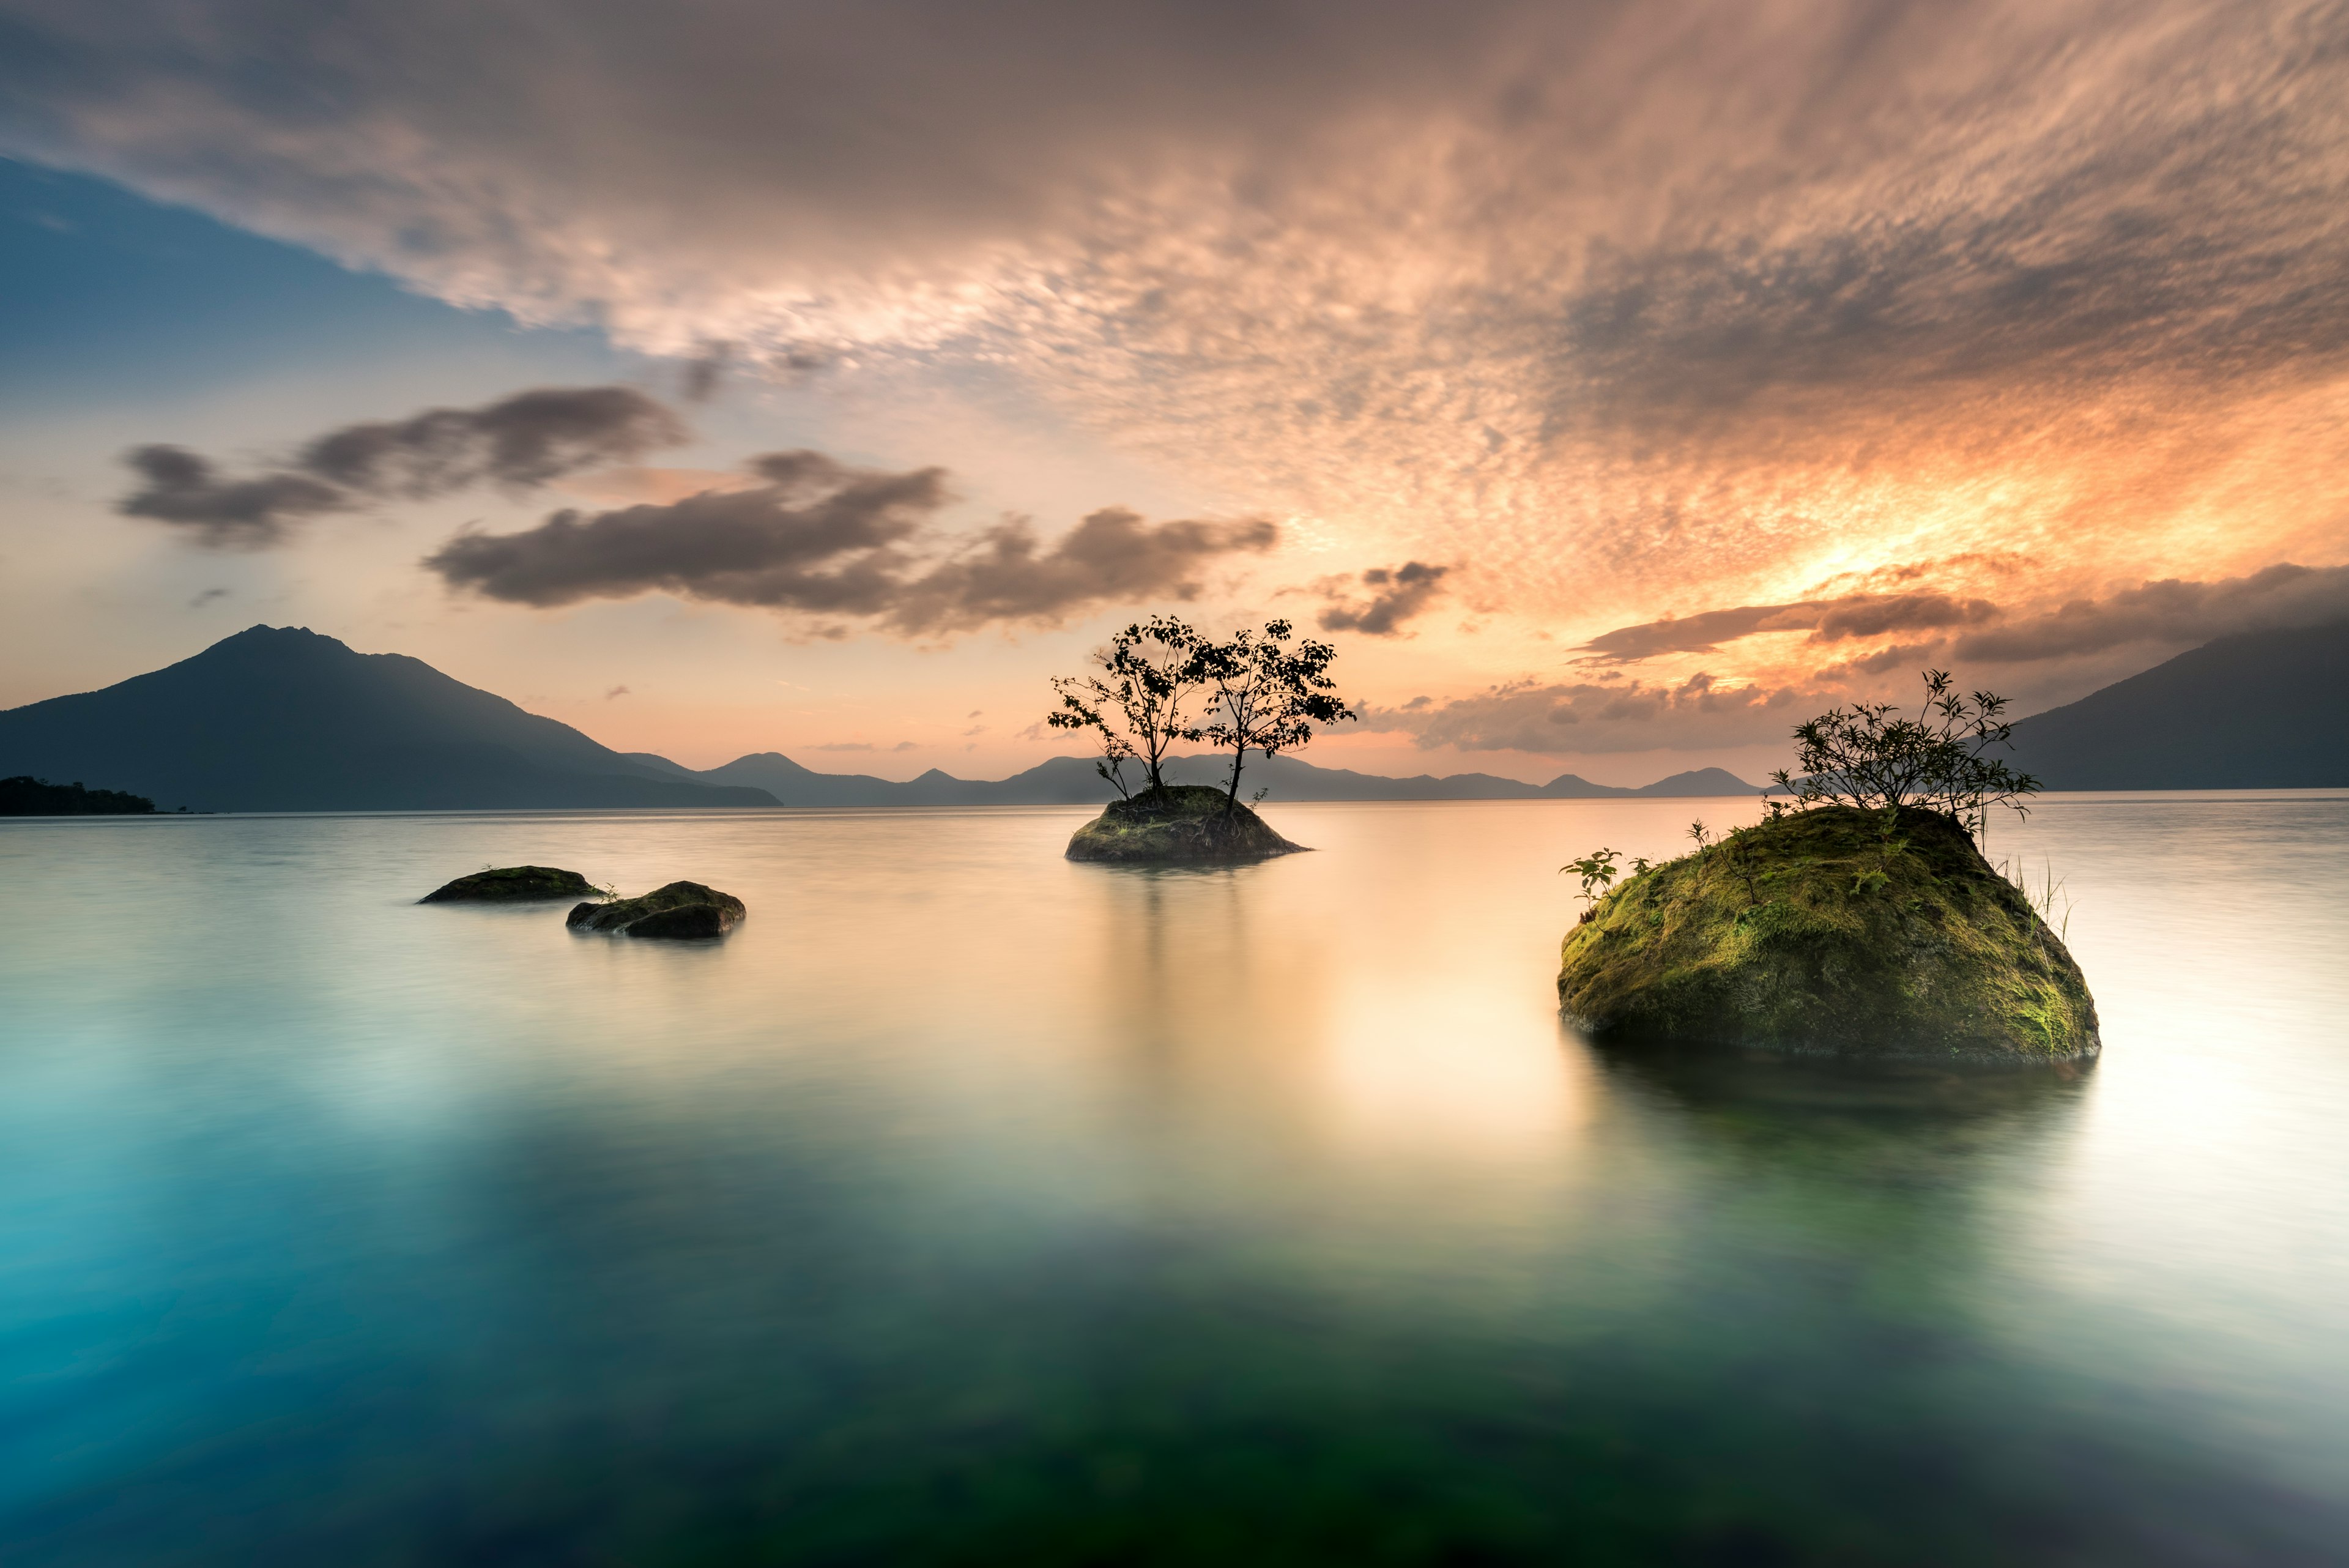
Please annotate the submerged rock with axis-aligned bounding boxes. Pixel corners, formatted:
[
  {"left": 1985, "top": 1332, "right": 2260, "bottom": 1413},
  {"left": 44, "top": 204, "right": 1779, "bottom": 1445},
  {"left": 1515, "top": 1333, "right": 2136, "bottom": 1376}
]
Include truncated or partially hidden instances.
[
  {"left": 1557, "top": 804, "right": 2098, "bottom": 1061},
  {"left": 420, "top": 865, "right": 599, "bottom": 903},
  {"left": 1066, "top": 784, "right": 1306, "bottom": 864},
  {"left": 567, "top": 880, "right": 746, "bottom": 939}
]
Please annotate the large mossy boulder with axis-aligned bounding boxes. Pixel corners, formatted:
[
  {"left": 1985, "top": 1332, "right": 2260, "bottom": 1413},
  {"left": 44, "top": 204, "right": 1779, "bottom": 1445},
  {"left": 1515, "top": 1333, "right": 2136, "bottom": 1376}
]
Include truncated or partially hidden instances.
[
  {"left": 421, "top": 865, "right": 598, "bottom": 903},
  {"left": 1066, "top": 784, "right": 1305, "bottom": 864},
  {"left": 1558, "top": 805, "right": 2098, "bottom": 1061},
  {"left": 568, "top": 880, "right": 746, "bottom": 939}
]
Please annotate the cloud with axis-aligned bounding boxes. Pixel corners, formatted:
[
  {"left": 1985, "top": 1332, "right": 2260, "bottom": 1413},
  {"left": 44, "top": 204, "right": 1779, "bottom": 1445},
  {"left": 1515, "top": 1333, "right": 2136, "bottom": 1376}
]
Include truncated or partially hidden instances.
[
  {"left": 604, "top": 684, "right": 629, "bottom": 699},
  {"left": 1577, "top": 592, "right": 1998, "bottom": 662},
  {"left": 24, "top": 4, "right": 2349, "bottom": 653},
  {"left": 1954, "top": 563, "right": 2349, "bottom": 664},
  {"left": 681, "top": 343, "right": 732, "bottom": 403},
  {"left": 880, "top": 507, "right": 1277, "bottom": 634},
  {"left": 187, "top": 585, "right": 231, "bottom": 608},
  {"left": 116, "top": 386, "right": 686, "bottom": 546},
  {"left": 298, "top": 386, "right": 685, "bottom": 495},
  {"left": 119, "top": 446, "right": 349, "bottom": 548},
  {"left": 422, "top": 450, "right": 1278, "bottom": 634},
  {"left": 1317, "top": 561, "right": 1450, "bottom": 636},
  {"left": 1365, "top": 671, "right": 1819, "bottom": 756}
]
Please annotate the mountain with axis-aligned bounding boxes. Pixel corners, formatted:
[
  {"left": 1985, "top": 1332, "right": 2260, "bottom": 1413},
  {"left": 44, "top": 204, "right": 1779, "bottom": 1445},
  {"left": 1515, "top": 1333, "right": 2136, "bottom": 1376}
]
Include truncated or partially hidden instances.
[
  {"left": 2006, "top": 619, "right": 2349, "bottom": 790},
  {"left": 0, "top": 626, "right": 780, "bottom": 812},
  {"left": 0, "top": 626, "right": 1764, "bottom": 812},
  {"left": 699, "top": 749, "right": 1761, "bottom": 806}
]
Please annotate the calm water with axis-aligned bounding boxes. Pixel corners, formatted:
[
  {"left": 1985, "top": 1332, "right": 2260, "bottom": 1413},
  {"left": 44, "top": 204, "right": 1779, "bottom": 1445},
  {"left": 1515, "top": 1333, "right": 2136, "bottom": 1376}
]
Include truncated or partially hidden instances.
[{"left": 2, "top": 796, "right": 2345, "bottom": 1565}]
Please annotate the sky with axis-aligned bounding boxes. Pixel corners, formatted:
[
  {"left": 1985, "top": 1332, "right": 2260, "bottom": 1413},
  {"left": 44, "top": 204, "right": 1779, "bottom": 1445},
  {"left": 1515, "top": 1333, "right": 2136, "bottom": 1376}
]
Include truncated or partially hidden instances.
[{"left": 2, "top": 0, "right": 2345, "bottom": 783}]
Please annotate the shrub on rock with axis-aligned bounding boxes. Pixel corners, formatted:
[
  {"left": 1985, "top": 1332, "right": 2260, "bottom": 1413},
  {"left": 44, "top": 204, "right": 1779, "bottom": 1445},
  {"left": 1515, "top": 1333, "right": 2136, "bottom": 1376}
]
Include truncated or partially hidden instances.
[
  {"left": 1557, "top": 805, "right": 2097, "bottom": 1061},
  {"left": 1065, "top": 784, "right": 1304, "bottom": 864},
  {"left": 568, "top": 880, "right": 746, "bottom": 938}
]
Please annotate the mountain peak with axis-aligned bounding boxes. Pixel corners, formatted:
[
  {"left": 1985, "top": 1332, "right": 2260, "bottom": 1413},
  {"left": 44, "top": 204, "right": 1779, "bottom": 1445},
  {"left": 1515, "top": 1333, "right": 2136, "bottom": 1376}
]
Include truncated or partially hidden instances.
[{"left": 198, "top": 624, "right": 354, "bottom": 663}]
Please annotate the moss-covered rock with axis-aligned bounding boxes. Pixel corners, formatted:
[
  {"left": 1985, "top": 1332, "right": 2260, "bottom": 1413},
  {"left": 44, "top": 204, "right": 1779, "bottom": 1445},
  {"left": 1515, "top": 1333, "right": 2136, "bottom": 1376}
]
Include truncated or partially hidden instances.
[
  {"left": 1557, "top": 805, "right": 2098, "bottom": 1061},
  {"left": 567, "top": 880, "right": 746, "bottom": 938},
  {"left": 420, "top": 864, "right": 598, "bottom": 902},
  {"left": 1066, "top": 784, "right": 1305, "bottom": 864}
]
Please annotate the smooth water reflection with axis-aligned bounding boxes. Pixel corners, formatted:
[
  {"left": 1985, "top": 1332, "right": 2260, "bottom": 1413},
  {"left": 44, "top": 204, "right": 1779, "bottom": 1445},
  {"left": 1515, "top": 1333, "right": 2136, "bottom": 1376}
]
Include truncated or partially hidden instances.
[{"left": 1, "top": 795, "right": 2345, "bottom": 1564}]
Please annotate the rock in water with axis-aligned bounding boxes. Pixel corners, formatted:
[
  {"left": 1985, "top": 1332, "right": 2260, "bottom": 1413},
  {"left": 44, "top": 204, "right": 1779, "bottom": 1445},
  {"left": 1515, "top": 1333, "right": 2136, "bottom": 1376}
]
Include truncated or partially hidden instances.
[
  {"left": 1065, "top": 784, "right": 1307, "bottom": 864},
  {"left": 420, "top": 865, "right": 599, "bottom": 903},
  {"left": 1558, "top": 805, "right": 2098, "bottom": 1061},
  {"left": 567, "top": 880, "right": 746, "bottom": 938}
]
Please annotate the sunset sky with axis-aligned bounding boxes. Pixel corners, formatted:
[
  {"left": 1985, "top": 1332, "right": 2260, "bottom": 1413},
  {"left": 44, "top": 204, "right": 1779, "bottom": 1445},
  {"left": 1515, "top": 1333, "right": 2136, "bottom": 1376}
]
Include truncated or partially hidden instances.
[{"left": 3, "top": 0, "right": 2346, "bottom": 783}]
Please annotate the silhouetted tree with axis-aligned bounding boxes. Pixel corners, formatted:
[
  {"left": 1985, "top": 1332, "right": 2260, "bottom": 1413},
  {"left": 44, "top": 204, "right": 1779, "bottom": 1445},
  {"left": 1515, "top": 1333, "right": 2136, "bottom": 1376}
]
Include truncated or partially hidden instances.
[
  {"left": 1197, "top": 619, "right": 1354, "bottom": 810},
  {"left": 1045, "top": 615, "right": 1209, "bottom": 798},
  {"left": 1768, "top": 670, "right": 2039, "bottom": 835}
]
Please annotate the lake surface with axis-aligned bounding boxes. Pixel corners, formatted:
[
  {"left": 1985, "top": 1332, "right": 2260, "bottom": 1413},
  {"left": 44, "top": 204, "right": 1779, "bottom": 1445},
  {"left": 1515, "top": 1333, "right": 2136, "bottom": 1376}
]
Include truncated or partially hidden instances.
[{"left": 2, "top": 795, "right": 2346, "bottom": 1565}]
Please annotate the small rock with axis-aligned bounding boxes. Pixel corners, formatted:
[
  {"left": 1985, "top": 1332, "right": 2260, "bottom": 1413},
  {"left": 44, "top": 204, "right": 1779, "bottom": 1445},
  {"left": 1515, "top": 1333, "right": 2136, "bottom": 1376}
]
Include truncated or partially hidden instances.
[
  {"left": 567, "top": 880, "right": 746, "bottom": 939},
  {"left": 1066, "top": 784, "right": 1306, "bottom": 864},
  {"left": 421, "top": 865, "right": 599, "bottom": 903}
]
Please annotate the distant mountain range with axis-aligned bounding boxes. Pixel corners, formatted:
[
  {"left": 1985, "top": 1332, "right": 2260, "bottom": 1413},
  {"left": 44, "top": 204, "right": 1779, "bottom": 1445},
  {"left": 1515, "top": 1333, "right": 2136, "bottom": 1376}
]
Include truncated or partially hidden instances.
[
  {"left": 0, "top": 626, "right": 1758, "bottom": 812},
  {"left": 696, "top": 748, "right": 1757, "bottom": 808},
  {"left": 2, "top": 619, "right": 2340, "bottom": 812}
]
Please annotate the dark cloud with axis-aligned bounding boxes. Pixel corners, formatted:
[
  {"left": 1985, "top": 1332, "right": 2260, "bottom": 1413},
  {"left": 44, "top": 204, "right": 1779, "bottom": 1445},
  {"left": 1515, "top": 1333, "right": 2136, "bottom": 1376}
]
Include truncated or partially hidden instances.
[
  {"left": 883, "top": 508, "right": 1278, "bottom": 634},
  {"left": 1954, "top": 563, "right": 2349, "bottom": 664},
  {"left": 119, "top": 445, "right": 350, "bottom": 547},
  {"left": 1575, "top": 601, "right": 1825, "bottom": 663},
  {"left": 1578, "top": 592, "right": 1997, "bottom": 662},
  {"left": 681, "top": 344, "right": 732, "bottom": 403},
  {"left": 423, "top": 452, "right": 1278, "bottom": 636},
  {"left": 1318, "top": 561, "right": 1450, "bottom": 636},
  {"left": 299, "top": 386, "right": 685, "bottom": 494},
  {"left": 1365, "top": 671, "right": 1818, "bottom": 755},
  {"left": 425, "top": 451, "right": 942, "bottom": 611},
  {"left": 117, "top": 386, "right": 687, "bottom": 547}
]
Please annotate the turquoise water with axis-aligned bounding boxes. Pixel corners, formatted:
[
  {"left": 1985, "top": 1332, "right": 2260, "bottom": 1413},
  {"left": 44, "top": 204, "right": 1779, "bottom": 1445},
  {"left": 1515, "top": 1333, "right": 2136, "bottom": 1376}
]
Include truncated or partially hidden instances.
[{"left": 2, "top": 795, "right": 2345, "bottom": 1564}]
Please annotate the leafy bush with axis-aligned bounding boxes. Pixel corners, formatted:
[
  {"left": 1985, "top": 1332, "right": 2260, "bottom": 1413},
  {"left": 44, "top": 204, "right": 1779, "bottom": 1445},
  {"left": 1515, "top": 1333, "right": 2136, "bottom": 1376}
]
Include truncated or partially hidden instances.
[
  {"left": 1768, "top": 670, "right": 2038, "bottom": 835},
  {"left": 1046, "top": 615, "right": 1355, "bottom": 808}
]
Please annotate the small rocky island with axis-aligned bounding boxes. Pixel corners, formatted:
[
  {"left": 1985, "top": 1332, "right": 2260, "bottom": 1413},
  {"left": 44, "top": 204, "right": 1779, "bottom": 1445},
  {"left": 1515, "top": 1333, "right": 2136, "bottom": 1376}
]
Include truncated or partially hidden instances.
[
  {"left": 568, "top": 880, "right": 746, "bottom": 939},
  {"left": 1043, "top": 613, "right": 1353, "bottom": 866},
  {"left": 1066, "top": 785, "right": 1305, "bottom": 864},
  {"left": 1558, "top": 804, "right": 2098, "bottom": 1061},
  {"left": 420, "top": 865, "right": 599, "bottom": 902}
]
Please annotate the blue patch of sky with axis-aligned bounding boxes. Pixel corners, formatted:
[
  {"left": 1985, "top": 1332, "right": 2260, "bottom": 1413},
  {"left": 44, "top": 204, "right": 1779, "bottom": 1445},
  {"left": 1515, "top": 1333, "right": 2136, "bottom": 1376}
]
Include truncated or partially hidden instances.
[{"left": 0, "top": 158, "right": 623, "bottom": 412}]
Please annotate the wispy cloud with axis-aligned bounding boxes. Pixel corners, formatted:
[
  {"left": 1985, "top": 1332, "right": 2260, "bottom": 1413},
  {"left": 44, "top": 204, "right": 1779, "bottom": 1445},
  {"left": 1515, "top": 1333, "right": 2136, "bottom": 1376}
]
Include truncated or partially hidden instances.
[
  {"left": 18, "top": 1, "right": 2349, "bottom": 720},
  {"left": 1577, "top": 592, "right": 1998, "bottom": 663},
  {"left": 1954, "top": 563, "right": 2349, "bottom": 664},
  {"left": 1365, "top": 672, "right": 1820, "bottom": 756},
  {"left": 423, "top": 450, "right": 1279, "bottom": 635},
  {"left": 1317, "top": 562, "right": 1450, "bottom": 636},
  {"left": 117, "top": 387, "right": 686, "bottom": 547}
]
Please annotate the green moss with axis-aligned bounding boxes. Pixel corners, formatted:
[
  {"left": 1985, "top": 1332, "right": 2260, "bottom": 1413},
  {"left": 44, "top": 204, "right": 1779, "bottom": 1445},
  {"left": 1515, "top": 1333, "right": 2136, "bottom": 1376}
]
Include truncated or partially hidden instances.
[
  {"left": 568, "top": 880, "right": 746, "bottom": 938},
  {"left": 1558, "top": 806, "right": 2098, "bottom": 1061},
  {"left": 1066, "top": 785, "right": 1306, "bottom": 864}
]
